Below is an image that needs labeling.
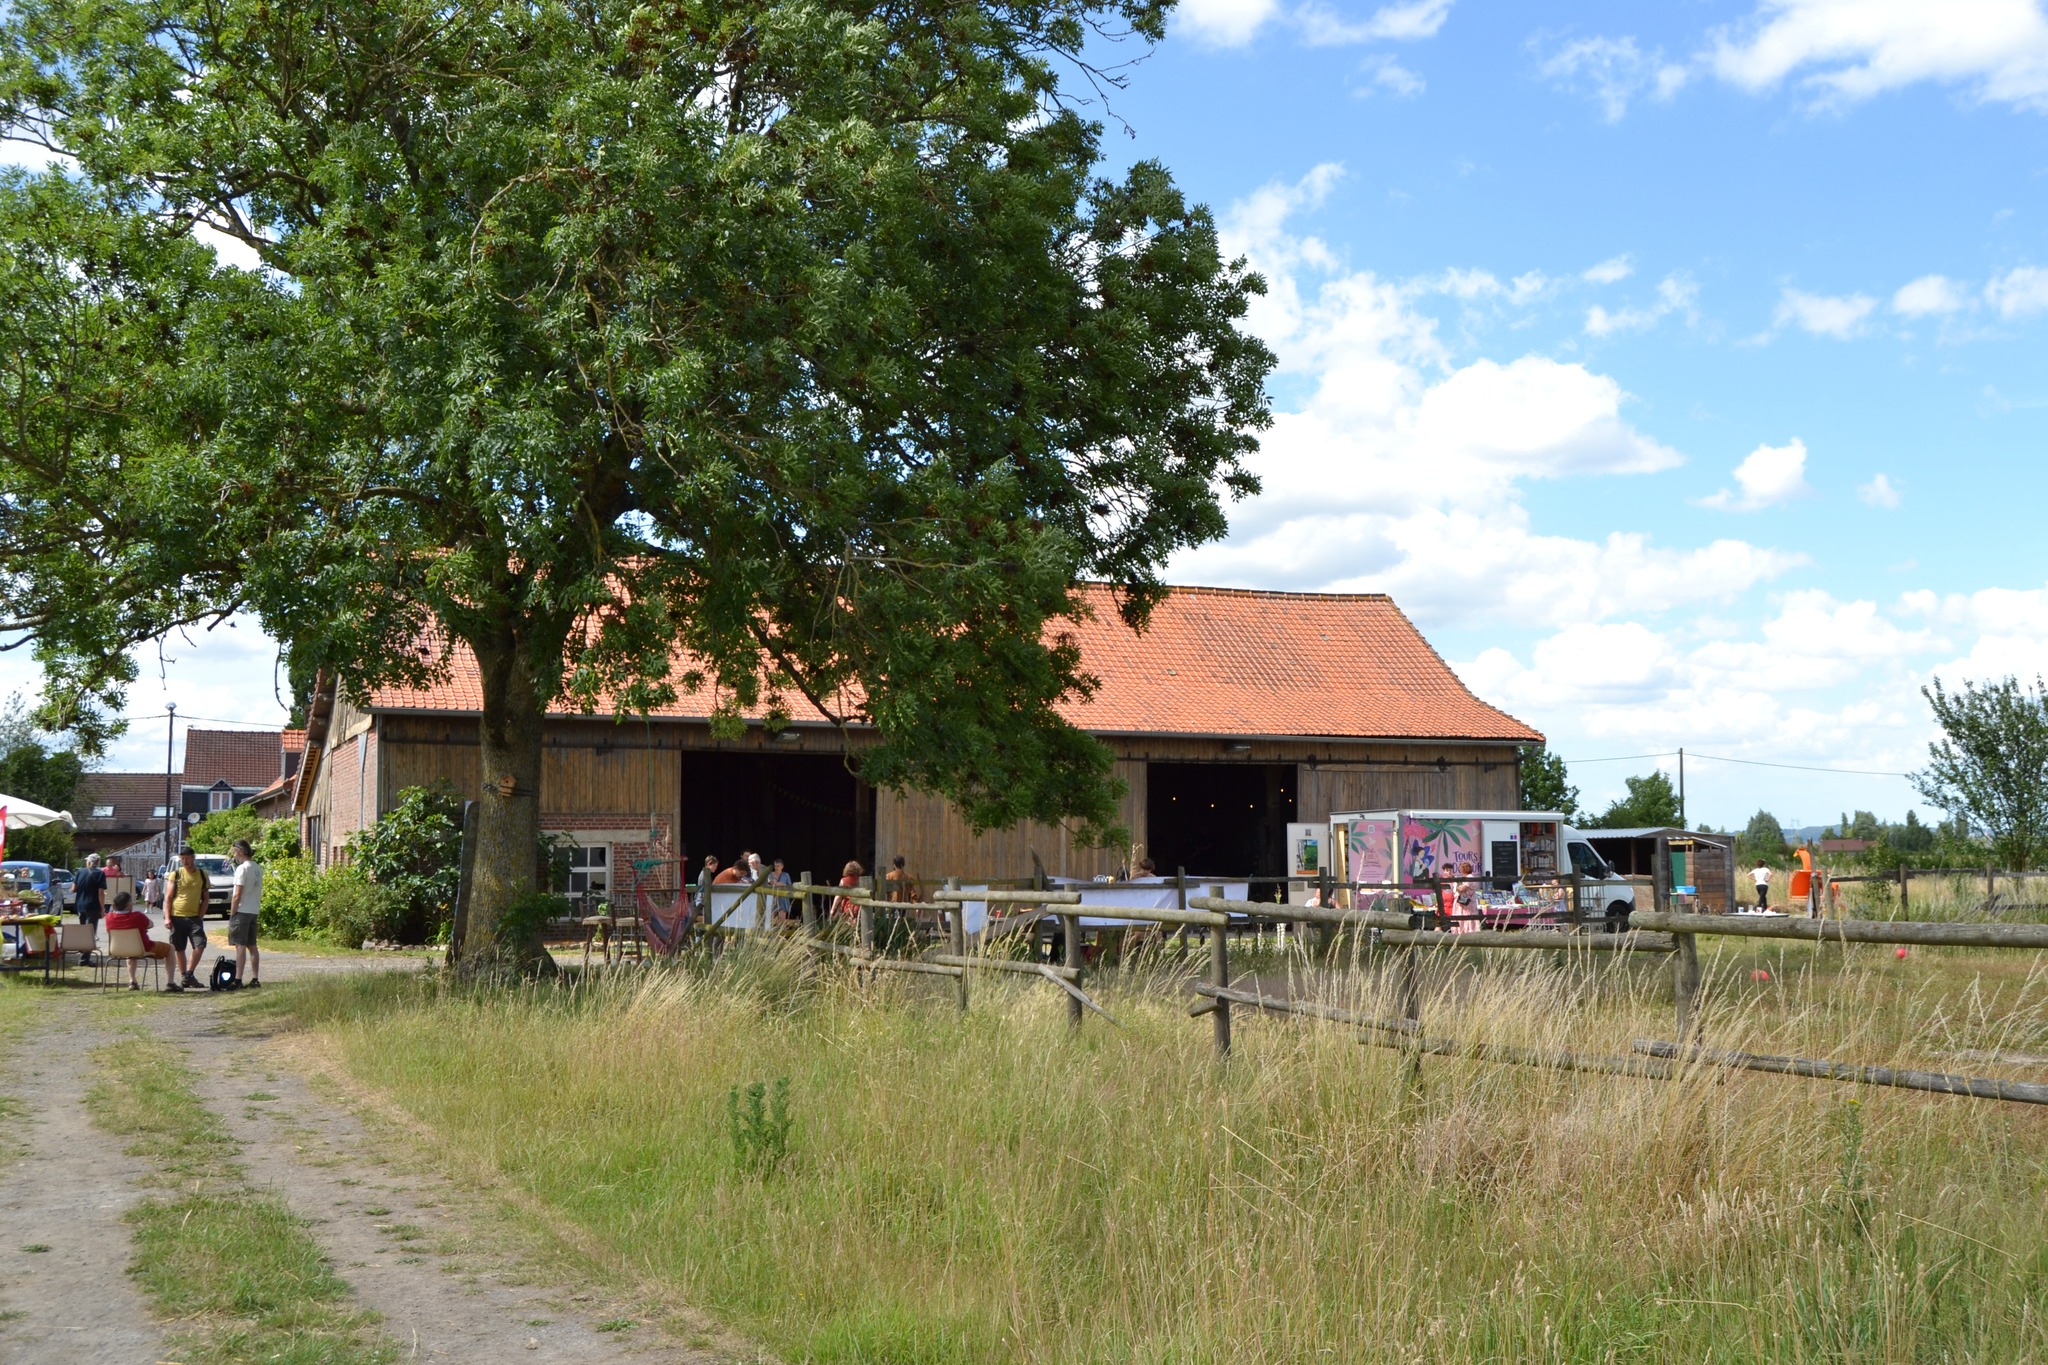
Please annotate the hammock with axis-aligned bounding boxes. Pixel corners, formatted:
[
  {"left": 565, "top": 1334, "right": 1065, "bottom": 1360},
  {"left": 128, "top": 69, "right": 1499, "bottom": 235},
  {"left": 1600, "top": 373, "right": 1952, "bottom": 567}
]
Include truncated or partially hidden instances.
[{"left": 639, "top": 886, "right": 691, "bottom": 954}]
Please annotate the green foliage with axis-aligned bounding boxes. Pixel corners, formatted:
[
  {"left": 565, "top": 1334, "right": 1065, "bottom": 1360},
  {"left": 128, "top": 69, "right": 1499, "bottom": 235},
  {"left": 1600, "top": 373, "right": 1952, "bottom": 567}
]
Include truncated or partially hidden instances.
[
  {"left": 1585, "top": 771, "right": 1681, "bottom": 830},
  {"left": 727, "top": 1078, "right": 793, "bottom": 1176},
  {"left": 498, "top": 890, "right": 569, "bottom": 946},
  {"left": 1912, "top": 675, "right": 2048, "bottom": 870},
  {"left": 3, "top": 820, "right": 72, "bottom": 868},
  {"left": 311, "top": 867, "right": 409, "bottom": 950},
  {"left": 187, "top": 802, "right": 262, "bottom": 854},
  {"left": 0, "top": 0, "right": 1275, "bottom": 945},
  {"left": 348, "top": 785, "right": 463, "bottom": 944},
  {"left": 259, "top": 856, "right": 321, "bottom": 941},
  {"left": 1739, "top": 809, "right": 1788, "bottom": 867},
  {"left": 1516, "top": 745, "right": 1577, "bottom": 819}
]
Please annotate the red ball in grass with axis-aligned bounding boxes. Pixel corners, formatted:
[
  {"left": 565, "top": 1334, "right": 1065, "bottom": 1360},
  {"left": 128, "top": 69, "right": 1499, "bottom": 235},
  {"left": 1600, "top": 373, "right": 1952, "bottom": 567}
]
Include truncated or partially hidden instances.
[
  {"left": 1751, "top": 968, "right": 1771, "bottom": 982},
  {"left": 1896, "top": 946, "right": 1909, "bottom": 959}
]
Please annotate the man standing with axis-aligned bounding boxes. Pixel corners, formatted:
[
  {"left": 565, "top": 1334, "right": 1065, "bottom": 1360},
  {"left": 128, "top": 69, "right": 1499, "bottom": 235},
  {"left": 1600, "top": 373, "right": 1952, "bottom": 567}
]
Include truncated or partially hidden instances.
[
  {"left": 1750, "top": 859, "right": 1772, "bottom": 912},
  {"left": 74, "top": 853, "right": 108, "bottom": 938},
  {"left": 164, "top": 847, "right": 210, "bottom": 988},
  {"left": 228, "top": 838, "right": 262, "bottom": 988},
  {"left": 695, "top": 855, "right": 719, "bottom": 917}
]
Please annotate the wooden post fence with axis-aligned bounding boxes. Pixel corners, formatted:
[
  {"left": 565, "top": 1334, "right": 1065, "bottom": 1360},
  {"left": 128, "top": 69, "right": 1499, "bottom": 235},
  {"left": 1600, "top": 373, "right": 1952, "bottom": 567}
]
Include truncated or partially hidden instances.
[
  {"left": 1208, "top": 883, "right": 1230, "bottom": 1058},
  {"left": 948, "top": 876, "right": 967, "bottom": 1012}
]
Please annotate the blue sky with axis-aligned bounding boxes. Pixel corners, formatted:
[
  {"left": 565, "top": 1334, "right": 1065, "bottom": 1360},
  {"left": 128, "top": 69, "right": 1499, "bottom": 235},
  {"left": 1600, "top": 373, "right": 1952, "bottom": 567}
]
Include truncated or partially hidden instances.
[
  {"left": 1128, "top": 0, "right": 2048, "bottom": 829},
  {"left": 15, "top": 0, "right": 2048, "bottom": 832}
]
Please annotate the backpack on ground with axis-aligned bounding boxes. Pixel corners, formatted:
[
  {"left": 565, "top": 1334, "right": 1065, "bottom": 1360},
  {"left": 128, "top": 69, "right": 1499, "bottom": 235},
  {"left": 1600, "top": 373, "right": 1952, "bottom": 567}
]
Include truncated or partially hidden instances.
[{"left": 209, "top": 954, "right": 240, "bottom": 991}]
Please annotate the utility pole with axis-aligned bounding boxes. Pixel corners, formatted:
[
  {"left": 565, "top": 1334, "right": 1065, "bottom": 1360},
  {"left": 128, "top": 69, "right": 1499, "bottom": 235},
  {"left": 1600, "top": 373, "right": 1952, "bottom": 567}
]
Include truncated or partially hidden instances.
[
  {"left": 1678, "top": 747, "right": 1686, "bottom": 830},
  {"left": 163, "top": 703, "right": 177, "bottom": 867}
]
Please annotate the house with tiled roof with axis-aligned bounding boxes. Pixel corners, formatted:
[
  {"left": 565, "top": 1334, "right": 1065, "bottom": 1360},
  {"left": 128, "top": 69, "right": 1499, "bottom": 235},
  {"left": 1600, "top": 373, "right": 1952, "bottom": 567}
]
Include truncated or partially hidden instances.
[
  {"left": 294, "top": 586, "right": 1539, "bottom": 889},
  {"left": 73, "top": 771, "right": 183, "bottom": 857}
]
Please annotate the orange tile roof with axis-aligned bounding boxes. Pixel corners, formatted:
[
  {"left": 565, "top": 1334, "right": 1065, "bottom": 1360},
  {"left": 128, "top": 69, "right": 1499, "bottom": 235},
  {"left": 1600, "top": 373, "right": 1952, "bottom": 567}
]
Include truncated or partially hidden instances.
[
  {"left": 281, "top": 729, "right": 306, "bottom": 754},
  {"left": 363, "top": 586, "right": 1539, "bottom": 743}
]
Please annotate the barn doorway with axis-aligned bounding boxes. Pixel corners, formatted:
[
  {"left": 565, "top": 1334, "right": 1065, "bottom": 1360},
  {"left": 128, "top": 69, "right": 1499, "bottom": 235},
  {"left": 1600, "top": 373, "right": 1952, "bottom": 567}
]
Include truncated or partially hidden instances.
[
  {"left": 679, "top": 751, "right": 875, "bottom": 884},
  {"left": 1145, "top": 763, "right": 1296, "bottom": 883}
]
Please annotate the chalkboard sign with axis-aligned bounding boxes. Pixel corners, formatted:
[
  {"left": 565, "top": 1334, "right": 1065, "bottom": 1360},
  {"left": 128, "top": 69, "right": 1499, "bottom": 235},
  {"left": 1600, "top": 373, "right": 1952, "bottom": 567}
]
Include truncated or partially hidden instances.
[{"left": 1491, "top": 840, "right": 1519, "bottom": 889}]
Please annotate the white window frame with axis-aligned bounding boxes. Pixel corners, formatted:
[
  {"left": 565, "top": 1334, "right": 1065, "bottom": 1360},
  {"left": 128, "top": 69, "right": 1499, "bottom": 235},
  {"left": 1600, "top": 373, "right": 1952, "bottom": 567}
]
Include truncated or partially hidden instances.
[
  {"left": 209, "top": 788, "right": 234, "bottom": 812},
  {"left": 546, "top": 834, "right": 613, "bottom": 901},
  {"left": 91, "top": 804, "right": 114, "bottom": 818}
]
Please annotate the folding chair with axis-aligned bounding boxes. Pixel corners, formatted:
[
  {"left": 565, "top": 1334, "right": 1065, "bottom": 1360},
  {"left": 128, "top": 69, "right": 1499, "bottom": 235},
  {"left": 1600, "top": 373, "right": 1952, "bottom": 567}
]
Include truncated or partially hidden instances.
[
  {"left": 59, "top": 922, "right": 96, "bottom": 976},
  {"left": 104, "top": 927, "right": 163, "bottom": 991}
]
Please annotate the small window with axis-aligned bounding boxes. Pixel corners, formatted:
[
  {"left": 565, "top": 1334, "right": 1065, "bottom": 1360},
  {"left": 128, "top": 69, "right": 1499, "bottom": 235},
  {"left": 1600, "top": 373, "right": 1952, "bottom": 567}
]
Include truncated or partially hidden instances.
[
  {"left": 559, "top": 841, "right": 610, "bottom": 897},
  {"left": 151, "top": 805, "right": 171, "bottom": 818},
  {"left": 91, "top": 804, "right": 114, "bottom": 819},
  {"left": 209, "top": 789, "right": 233, "bottom": 812}
]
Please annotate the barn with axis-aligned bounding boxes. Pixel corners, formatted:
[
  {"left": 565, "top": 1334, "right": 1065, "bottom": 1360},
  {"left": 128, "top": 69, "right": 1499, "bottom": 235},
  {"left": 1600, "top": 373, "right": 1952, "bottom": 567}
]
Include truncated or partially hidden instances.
[{"left": 292, "top": 586, "right": 1540, "bottom": 892}]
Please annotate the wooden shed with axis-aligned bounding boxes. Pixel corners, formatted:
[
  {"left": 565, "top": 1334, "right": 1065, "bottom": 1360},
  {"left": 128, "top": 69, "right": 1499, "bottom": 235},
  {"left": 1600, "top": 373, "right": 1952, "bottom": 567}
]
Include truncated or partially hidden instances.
[{"left": 293, "top": 586, "right": 1541, "bottom": 891}]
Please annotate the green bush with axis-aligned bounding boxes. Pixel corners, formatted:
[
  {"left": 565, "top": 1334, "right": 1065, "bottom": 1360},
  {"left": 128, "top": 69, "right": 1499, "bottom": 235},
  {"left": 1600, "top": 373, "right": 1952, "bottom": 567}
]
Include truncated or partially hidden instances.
[
  {"left": 348, "top": 783, "right": 462, "bottom": 944},
  {"left": 310, "top": 866, "right": 409, "bottom": 948},
  {"left": 258, "top": 855, "right": 321, "bottom": 940},
  {"left": 186, "top": 803, "right": 262, "bottom": 854}
]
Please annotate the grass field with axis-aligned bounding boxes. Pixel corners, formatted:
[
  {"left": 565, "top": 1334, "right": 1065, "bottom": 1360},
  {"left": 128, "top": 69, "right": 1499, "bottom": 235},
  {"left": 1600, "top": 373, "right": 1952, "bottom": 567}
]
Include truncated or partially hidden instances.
[{"left": 256, "top": 937, "right": 2048, "bottom": 1363}]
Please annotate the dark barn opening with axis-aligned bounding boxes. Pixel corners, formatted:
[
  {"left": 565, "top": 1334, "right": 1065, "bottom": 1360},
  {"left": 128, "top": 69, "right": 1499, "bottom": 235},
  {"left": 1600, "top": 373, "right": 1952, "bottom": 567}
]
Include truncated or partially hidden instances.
[
  {"left": 680, "top": 751, "right": 875, "bottom": 883},
  {"left": 1145, "top": 762, "right": 1297, "bottom": 884}
]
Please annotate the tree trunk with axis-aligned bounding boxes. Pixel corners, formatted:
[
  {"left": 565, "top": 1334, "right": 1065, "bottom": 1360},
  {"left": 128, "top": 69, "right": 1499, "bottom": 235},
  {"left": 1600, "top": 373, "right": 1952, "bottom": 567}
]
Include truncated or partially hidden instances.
[{"left": 451, "top": 633, "right": 556, "bottom": 978}]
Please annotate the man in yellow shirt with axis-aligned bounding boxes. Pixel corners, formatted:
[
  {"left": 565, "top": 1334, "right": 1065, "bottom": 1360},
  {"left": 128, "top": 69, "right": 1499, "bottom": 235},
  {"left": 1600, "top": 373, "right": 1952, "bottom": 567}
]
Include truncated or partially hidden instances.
[{"left": 163, "top": 847, "right": 210, "bottom": 989}]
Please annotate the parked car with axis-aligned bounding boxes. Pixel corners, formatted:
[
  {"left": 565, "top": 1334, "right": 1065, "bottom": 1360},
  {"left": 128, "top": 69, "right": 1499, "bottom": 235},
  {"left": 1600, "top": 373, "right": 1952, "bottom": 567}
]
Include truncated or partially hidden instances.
[
  {"left": 48, "top": 866, "right": 75, "bottom": 913},
  {"left": 193, "top": 853, "right": 236, "bottom": 917},
  {"left": 0, "top": 860, "right": 54, "bottom": 911}
]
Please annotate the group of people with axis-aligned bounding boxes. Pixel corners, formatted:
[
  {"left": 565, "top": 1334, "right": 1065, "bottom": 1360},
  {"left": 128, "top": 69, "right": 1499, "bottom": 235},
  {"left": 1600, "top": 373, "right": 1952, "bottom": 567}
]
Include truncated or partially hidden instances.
[
  {"left": 65, "top": 844, "right": 263, "bottom": 991},
  {"left": 684, "top": 852, "right": 926, "bottom": 927}
]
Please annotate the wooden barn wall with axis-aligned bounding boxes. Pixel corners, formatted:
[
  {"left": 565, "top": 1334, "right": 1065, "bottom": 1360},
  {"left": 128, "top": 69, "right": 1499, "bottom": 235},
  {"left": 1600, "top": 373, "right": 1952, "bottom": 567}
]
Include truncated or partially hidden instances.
[
  {"left": 1295, "top": 747, "right": 1520, "bottom": 822},
  {"left": 875, "top": 759, "right": 1146, "bottom": 882},
  {"left": 376, "top": 715, "right": 682, "bottom": 832},
  {"left": 877, "top": 739, "right": 1523, "bottom": 880}
]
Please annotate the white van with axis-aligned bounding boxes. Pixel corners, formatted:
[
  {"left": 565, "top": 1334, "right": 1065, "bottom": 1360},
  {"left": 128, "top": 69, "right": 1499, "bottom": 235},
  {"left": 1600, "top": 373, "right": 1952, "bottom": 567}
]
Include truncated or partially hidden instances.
[{"left": 1322, "top": 809, "right": 1639, "bottom": 928}]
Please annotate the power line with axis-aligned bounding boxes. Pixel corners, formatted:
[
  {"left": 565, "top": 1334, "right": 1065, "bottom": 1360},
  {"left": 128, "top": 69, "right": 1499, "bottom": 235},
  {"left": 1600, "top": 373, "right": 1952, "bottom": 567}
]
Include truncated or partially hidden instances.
[
  {"left": 1686, "top": 752, "right": 1912, "bottom": 779},
  {"left": 1561, "top": 747, "right": 1911, "bottom": 780}
]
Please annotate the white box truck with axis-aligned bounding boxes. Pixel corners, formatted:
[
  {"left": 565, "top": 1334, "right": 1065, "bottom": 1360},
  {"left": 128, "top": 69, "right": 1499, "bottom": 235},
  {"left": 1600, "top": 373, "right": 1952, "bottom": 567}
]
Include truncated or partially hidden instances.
[{"left": 1325, "top": 809, "right": 1640, "bottom": 929}]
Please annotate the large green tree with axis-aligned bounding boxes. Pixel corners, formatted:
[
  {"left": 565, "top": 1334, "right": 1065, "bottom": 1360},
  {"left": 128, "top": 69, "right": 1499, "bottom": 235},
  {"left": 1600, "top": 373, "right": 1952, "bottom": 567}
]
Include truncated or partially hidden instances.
[
  {"left": 1586, "top": 771, "right": 1681, "bottom": 830},
  {"left": 1516, "top": 744, "right": 1577, "bottom": 819},
  {"left": 0, "top": 0, "right": 1273, "bottom": 970},
  {"left": 1912, "top": 675, "right": 2048, "bottom": 871}
]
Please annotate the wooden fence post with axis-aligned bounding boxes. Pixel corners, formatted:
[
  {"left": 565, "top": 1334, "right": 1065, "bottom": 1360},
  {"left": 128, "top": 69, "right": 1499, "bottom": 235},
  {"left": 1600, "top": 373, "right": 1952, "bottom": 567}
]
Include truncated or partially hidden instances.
[
  {"left": 1987, "top": 864, "right": 1996, "bottom": 906},
  {"left": 948, "top": 876, "right": 967, "bottom": 1012},
  {"left": 1208, "top": 883, "right": 1230, "bottom": 1058},
  {"left": 1898, "top": 863, "right": 1908, "bottom": 915},
  {"left": 1672, "top": 927, "right": 1701, "bottom": 1042},
  {"left": 801, "top": 870, "right": 817, "bottom": 935}
]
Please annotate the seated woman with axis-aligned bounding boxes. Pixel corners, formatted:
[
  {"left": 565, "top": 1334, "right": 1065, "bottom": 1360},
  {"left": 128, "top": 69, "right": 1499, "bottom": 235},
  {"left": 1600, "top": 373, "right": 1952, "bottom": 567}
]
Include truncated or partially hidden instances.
[{"left": 102, "top": 892, "right": 180, "bottom": 991}]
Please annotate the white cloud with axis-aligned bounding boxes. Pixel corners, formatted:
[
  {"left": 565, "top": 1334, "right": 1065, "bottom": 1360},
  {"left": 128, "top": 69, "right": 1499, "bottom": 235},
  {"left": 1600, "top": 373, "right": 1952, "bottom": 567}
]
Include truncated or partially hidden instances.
[
  {"left": 1699, "top": 438, "right": 1814, "bottom": 511},
  {"left": 1178, "top": 170, "right": 1803, "bottom": 629},
  {"left": 1985, "top": 265, "right": 2048, "bottom": 317},
  {"left": 1178, "top": 0, "right": 1282, "bottom": 46},
  {"left": 1859, "top": 473, "right": 1902, "bottom": 508},
  {"left": 1189, "top": 0, "right": 1453, "bottom": 48},
  {"left": 1891, "top": 274, "right": 1968, "bottom": 317},
  {"left": 1360, "top": 53, "right": 1426, "bottom": 95},
  {"left": 1774, "top": 287, "right": 1877, "bottom": 338},
  {"left": 1537, "top": 35, "right": 1690, "bottom": 120},
  {"left": 1708, "top": 0, "right": 2048, "bottom": 111},
  {"left": 1585, "top": 273, "right": 1699, "bottom": 336},
  {"left": 1583, "top": 255, "right": 1635, "bottom": 285}
]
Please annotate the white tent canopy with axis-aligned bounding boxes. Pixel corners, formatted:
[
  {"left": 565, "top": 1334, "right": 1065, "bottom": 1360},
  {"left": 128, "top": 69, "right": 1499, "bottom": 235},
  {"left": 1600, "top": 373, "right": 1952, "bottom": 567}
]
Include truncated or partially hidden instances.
[{"left": 0, "top": 796, "right": 76, "bottom": 830}]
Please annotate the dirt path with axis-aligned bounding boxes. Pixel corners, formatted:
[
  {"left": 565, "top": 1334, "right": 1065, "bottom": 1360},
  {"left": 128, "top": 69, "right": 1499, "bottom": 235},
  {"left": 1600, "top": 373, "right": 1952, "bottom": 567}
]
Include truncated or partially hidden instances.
[
  {"left": 0, "top": 952, "right": 750, "bottom": 1364},
  {"left": 0, "top": 1004, "right": 166, "bottom": 1364}
]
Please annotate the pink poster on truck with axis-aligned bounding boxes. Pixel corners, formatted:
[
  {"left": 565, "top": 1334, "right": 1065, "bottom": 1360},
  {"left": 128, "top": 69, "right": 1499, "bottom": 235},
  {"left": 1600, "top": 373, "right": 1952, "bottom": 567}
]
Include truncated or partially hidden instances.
[
  {"left": 1346, "top": 820, "right": 1396, "bottom": 886},
  {"left": 1401, "top": 817, "right": 1482, "bottom": 884}
]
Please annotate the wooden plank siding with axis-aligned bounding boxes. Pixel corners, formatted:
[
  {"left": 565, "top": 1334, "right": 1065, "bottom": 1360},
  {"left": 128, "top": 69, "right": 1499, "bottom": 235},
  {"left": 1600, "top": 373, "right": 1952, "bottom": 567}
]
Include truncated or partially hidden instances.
[{"left": 302, "top": 709, "right": 1522, "bottom": 880}]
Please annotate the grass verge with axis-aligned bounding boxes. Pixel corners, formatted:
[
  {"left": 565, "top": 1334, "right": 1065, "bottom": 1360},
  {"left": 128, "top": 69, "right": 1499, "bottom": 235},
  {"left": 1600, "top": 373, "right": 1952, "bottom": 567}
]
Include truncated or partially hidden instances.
[
  {"left": 86, "top": 1034, "right": 394, "bottom": 1365},
  {"left": 253, "top": 939, "right": 2048, "bottom": 1364}
]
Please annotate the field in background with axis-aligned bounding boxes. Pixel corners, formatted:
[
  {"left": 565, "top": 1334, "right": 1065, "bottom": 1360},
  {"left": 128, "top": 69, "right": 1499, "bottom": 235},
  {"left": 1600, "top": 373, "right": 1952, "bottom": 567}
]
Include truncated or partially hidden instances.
[{"left": 259, "top": 941, "right": 2048, "bottom": 1364}]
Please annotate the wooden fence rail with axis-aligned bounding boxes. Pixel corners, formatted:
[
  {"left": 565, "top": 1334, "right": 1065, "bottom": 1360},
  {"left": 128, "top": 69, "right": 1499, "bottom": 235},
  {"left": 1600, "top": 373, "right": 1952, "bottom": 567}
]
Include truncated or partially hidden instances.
[{"left": 1629, "top": 910, "right": 2048, "bottom": 949}]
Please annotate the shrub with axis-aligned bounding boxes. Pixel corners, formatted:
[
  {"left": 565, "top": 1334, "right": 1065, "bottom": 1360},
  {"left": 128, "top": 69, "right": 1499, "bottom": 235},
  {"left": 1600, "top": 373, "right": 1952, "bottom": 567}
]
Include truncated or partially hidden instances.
[
  {"left": 349, "top": 783, "right": 462, "bottom": 943},
  {"left": 311, "top": 866, "right": 408, "bottom": 948},
  {"left": 259, "top": 855, "right": 321, "bottom": 941},
  {"left": 186, "top": 803, "right": 262, "bottom": 854}
]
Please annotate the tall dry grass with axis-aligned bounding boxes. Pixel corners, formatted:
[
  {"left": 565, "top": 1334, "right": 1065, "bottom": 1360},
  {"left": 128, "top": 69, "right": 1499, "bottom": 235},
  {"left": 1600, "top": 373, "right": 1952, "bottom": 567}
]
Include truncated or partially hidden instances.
[{"left": 267, "top": 939, "right": 2048, "bottom": 1363}]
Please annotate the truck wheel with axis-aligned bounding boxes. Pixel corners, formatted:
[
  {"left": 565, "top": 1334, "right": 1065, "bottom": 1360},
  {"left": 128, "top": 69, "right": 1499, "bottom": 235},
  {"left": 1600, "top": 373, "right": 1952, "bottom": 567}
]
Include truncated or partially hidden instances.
[{"left": 1606, "top": 903, "right": 1634, "bottom": 932}]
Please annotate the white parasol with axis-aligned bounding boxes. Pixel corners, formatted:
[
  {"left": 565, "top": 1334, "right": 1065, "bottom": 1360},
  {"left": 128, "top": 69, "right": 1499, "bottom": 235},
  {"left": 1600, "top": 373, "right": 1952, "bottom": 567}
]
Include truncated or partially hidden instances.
[{"left": 0, "top": 796, "right": 76, "bottom": 830}]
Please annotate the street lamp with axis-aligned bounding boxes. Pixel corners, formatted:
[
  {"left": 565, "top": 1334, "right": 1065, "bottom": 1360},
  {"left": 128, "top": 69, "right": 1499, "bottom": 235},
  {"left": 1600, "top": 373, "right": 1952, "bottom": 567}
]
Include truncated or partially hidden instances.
[{"left": 163, "top": 702, "right": 177, "bottom": 866}]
